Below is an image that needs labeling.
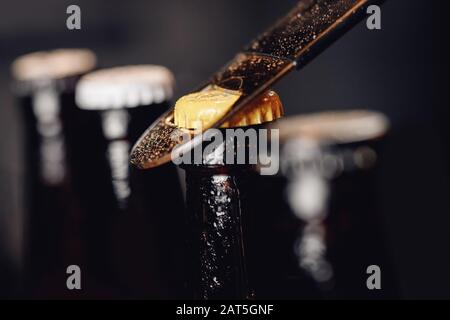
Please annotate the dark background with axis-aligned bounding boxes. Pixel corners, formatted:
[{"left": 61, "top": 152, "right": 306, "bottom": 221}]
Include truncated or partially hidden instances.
[{"left": 0, "top": 0, "right": 449, "bottom": 299}]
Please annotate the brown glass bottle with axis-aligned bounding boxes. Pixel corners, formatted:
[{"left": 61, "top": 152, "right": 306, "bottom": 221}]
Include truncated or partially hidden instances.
[
  {"left": 177, "top": 90, "right": 283, "bottom": 300},
  {"left": 255, "top": 111, "right": 400, "bottom": 299},
  {"left": 74, "top": 66, "right": 185, "bottom": 298},
  {"left": 11, "top": 49, "right": 97, "bottom": 298},
  {"left": 181, "top": 128, "right": 262, "bottom": 300},
  {"left": 183, "top": 162, "right": 249, "bottom": 299}
]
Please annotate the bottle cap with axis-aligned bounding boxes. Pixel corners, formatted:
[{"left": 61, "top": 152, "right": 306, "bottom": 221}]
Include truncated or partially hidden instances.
[
  {"left": 11, "top": 49, "right": 96, "bottom": 82},
  {"left": 76, "top": 65, "right": 175, "bottom": 110},
  {"left": 222, "top": 90, "right": 283, "bottom": 128},
  {"left": 174, "top": 87, "right": 283, "bottom": 130},
  {"left": 275, "top": 110, "right": 389, "bottom": 144}
]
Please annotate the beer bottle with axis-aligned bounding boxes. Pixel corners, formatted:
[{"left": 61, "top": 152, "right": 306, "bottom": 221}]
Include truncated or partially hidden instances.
[
  {"left": 11, "top": 49, "right": 97, "bottom": 298},
  {"left": 173, "top": 88, "right": 283, "bottom": 299},
  {"left": 264, "top": 110, "right": 399, "bottom": 299},
  {"left": 75, "top": 65, "right": 185, "bottom": 298}
]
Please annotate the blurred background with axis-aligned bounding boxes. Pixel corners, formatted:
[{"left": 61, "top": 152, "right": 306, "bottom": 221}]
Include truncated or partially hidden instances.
[{"left": 0, "top": 0, "right": 449, "bottom": 299}]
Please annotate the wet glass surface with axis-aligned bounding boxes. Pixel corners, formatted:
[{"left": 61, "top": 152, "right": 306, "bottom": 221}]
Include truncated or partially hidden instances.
[{"left": 185, "top": 172, "right": 249, "bottom": 299}]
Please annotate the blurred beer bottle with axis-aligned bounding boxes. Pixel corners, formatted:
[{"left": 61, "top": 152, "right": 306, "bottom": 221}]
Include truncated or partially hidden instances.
[
  {"left": 174, "top": 88, "right": 283, "bottom": 299},
  {"left": 75, "top": 66, "right": 185, "bottom": 298},
  {"left": 11, "top": 49, "right": 97, "bottom": 298},
  {"left": 251, "top": 110, "right": 399, "bottom": 299}
]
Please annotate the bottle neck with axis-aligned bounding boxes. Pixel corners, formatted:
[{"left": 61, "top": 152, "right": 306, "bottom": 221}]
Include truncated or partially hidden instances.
[{"left": 184, "top": 166, "right": 250, "bottom": 300}]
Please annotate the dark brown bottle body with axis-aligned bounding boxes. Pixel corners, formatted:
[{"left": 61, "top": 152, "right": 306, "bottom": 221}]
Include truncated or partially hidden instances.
[
  {"left": 17, "top": 78, "right": 185, "bottom": 298},
  {"left": 245, "top": 138, "right": 399, "bottom": 299},
  {"left": 184, "top": 165, "right": 250, "bottom": 300},
  {"left": 181, "top": 127, "right": 263, "bottom": 300},
  {"left": 17, "top": 78, "right": 88, "bottom": 298},
  {"left": 65, "top": 99, "right": 185, "bottom": 298}
]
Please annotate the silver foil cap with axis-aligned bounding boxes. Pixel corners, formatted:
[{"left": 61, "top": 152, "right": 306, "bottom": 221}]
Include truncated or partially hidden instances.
[
  {"left": 274, "top": 110, "right": 390, "bottom": 179},
  {"left": 75, "top": 65, "right": 175, "bottom": 110},
  {"left": 275, "top": 110, "right": 390, "bottom": 145},
  {"left": 11, "top": 49, "right": 97, "bottom": 82}
]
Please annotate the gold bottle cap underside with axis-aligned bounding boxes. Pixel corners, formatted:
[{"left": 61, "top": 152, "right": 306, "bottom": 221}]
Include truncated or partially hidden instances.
[{"left": 174, "top": 86, "right": 283, "bottom": 130}]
